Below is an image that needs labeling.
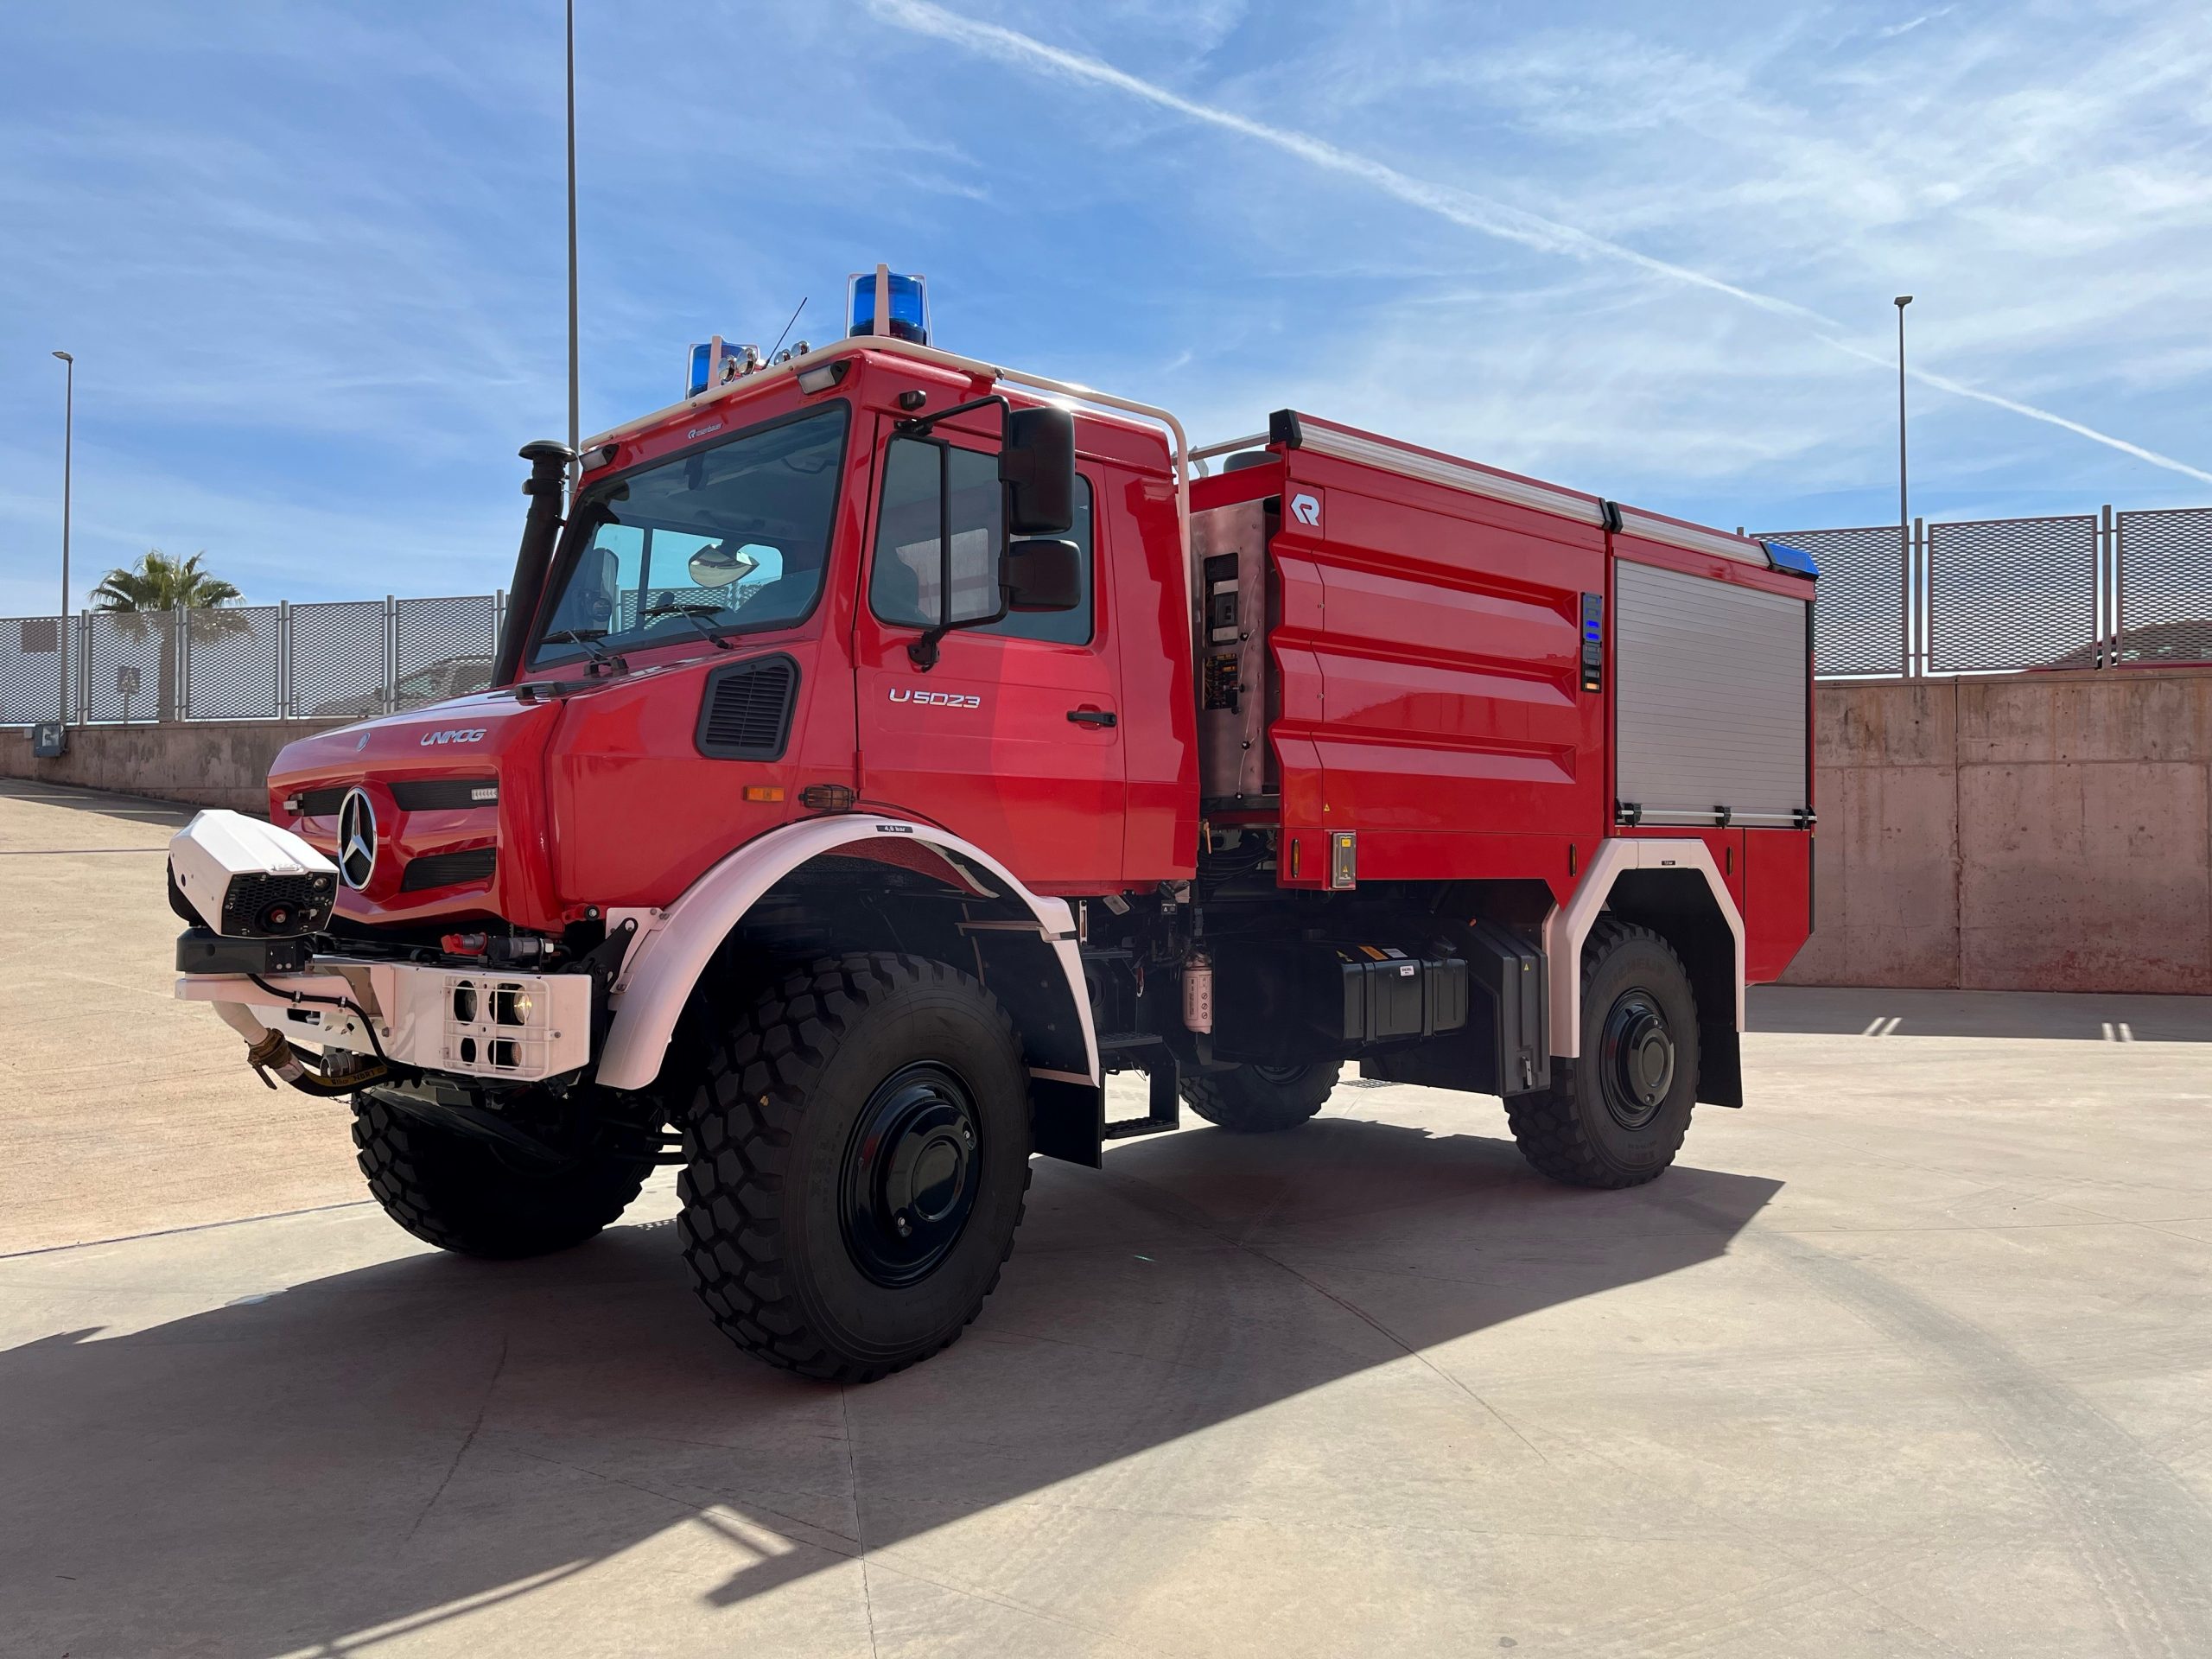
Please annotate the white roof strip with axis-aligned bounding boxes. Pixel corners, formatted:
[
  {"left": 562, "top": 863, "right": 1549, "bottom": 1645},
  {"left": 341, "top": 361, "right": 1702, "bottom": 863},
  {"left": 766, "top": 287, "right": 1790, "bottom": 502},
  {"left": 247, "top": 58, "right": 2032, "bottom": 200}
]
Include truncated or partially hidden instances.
[
  {"left": 1289, "top": 420, "right": 1606, "bottom": 527},
  {"left": 1282, "top": 414, "right": 1769, "bottom": 565},
  {"left": 1616, "top": 507, "right": 1767, "bottom": 566}
]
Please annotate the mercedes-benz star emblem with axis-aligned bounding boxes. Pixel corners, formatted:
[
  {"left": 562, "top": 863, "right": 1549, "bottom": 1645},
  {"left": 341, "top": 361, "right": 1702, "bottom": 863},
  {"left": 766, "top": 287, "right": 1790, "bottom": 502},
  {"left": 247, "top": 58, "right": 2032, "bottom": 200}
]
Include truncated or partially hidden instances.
[{"left": 337, "top": 787, "right": 378, "bottom": 891}]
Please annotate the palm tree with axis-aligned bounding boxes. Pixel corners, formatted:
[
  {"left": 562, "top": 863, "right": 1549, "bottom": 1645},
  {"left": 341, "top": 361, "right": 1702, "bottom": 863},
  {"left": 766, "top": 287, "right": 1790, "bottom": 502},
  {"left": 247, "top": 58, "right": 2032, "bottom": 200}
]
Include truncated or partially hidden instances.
[
  {"left": 91, "top": 550, "right": 247, "bottom": 721},
  {"left": 92, "top": 549, "right": 243, "bottom": 612}
]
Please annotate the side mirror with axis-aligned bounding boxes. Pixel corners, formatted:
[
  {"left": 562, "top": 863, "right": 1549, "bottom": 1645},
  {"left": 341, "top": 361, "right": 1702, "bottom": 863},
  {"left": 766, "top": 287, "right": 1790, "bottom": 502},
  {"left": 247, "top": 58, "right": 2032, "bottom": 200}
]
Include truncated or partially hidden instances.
[
  {"left": 1000, "top": 406, "right": 1075, "bottom": 537},
  {"left": 1003, "top": 538, "right": 1082, "bottom": 613}
]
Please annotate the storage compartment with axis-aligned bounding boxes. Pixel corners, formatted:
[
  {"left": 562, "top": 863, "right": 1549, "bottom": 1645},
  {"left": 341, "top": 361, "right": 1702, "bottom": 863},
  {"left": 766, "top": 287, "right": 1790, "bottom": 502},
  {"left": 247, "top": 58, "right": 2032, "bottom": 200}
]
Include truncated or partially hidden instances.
[{"left": 1191, "top": 498, "right": 1276, "bottom": 807}]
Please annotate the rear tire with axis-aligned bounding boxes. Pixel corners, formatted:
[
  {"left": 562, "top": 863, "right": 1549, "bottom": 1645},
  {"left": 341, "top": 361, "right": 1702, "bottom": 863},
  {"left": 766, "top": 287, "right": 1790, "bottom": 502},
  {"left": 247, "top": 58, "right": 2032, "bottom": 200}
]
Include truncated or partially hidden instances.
[
  {"left": 1180, "top": 1060, "right": 1341, "bottom": 1133},
  {"left": 674, "top": 953, "right": 1033, "bottom": 1383},
  {"left": 1507, "top": 918, "right": 1698, "bottom": 1189},
  {"left": 353, "top": 1095, "right": 653, "bottom": 1258}
]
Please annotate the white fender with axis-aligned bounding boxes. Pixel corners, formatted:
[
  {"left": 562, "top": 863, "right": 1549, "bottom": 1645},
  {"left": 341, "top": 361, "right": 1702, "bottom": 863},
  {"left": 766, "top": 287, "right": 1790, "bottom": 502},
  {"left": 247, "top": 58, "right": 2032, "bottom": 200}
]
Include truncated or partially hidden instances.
[
  {"left": 594, "top": 816, "right": 1096, "bottom": 1092},
  {"left": 1541, "top": 837, "right": 1743, "bottom": 1059}
]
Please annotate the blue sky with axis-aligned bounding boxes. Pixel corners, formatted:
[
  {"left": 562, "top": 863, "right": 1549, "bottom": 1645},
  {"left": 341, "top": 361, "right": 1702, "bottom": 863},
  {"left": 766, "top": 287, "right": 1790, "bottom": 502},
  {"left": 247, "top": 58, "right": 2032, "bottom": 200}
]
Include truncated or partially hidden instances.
[{"left": 3, "top": 0, "right": 2209, "bottom": 613}]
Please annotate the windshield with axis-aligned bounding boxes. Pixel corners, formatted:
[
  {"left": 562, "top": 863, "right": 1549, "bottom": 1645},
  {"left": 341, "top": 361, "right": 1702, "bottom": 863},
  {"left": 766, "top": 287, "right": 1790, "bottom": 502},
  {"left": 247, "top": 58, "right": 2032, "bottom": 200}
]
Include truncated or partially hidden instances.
[{"left": 529, "top": 403, "right": 849, "bottom": 669}]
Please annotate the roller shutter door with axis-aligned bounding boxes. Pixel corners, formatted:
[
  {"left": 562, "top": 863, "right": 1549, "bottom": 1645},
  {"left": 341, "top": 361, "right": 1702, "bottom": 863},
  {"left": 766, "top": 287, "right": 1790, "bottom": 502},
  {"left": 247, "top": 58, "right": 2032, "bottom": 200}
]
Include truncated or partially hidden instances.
[{"left": 1615, "top": 561, "right": 1808, "bottom": 826}]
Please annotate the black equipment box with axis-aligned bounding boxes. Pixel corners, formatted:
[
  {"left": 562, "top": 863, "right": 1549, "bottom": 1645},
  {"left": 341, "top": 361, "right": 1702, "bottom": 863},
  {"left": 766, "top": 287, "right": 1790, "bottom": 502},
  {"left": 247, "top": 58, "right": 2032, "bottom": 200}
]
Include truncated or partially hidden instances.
[
  {"left": 175, "top": 927, "right": 310, "bottom": 976},
  {"left": 1363, "top": 921, "right": 1550, "bottom": 1098},
  {"left": 1330, "top": 947, "right": 1466, "bottom": 1042}
]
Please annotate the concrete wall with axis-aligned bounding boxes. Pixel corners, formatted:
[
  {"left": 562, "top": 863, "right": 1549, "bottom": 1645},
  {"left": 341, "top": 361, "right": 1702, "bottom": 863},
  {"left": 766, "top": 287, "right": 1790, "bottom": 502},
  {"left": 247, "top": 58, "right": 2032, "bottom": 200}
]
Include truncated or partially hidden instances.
[
  {"left": 1787, "top": 667, "right": 2212, "bottom": 994},
  {"left": 0, "top": 720, "right": 347, "bottom": 815}
]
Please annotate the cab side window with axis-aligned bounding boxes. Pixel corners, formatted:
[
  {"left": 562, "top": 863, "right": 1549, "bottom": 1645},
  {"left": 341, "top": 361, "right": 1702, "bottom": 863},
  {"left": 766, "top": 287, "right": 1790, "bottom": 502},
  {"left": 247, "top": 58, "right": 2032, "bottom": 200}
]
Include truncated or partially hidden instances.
[{"left": 870, "top": 436, "right": 1095, "bottom": 645}]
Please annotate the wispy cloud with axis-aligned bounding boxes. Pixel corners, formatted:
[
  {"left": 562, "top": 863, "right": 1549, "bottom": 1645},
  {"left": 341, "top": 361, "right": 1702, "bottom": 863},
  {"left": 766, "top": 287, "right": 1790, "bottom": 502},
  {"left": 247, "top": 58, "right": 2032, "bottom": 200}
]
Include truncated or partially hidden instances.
[
  {"left": 869, "top": 0, "right": 2212, "bottom": 487},
  {"left": 1876, "top": 9, "right": 1952, "bottom": 40}
]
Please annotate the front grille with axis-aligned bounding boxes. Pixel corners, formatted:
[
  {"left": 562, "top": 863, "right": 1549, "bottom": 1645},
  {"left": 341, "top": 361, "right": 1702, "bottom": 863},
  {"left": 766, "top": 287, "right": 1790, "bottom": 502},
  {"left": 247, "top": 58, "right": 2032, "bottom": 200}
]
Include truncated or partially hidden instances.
[
  {"left": 293, "top": 778, "right": 496, "bottom": 817},
  {"left": 398, "top": 846, "right": 498, "bottom": 892},
  {"left": 696, "top": 654, "right": 798, "bottom": 760},
  {"left": 391, "top": 777, "right": 498, "bottom": 811}
]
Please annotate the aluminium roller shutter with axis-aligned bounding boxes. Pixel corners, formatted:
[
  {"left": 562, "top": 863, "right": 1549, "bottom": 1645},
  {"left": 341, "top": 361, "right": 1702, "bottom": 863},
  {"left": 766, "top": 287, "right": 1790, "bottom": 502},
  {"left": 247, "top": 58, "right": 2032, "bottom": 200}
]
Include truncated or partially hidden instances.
[{"left": 1615, "top": 561, "right": 1808, "bottom": 827}]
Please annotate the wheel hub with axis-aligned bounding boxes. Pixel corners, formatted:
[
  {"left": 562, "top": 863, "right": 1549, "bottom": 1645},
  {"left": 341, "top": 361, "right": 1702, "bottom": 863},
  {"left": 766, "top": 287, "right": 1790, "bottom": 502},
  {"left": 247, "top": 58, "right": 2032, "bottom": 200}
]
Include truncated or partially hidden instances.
[
  {"left": 1599, "top": 990, "right": 1675, "bottom": 1129},
  {"left": 841, "top": 1063, "right": 981, "bottom": 1287}
]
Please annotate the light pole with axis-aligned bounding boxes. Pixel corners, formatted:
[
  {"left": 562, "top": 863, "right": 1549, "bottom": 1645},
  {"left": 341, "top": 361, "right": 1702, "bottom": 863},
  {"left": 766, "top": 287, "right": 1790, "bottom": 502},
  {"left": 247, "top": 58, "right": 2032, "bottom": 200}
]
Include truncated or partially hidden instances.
[
  {"left": 52, "top": 350, "right": 73, "bottom": 722},
  {"left": 52, "top": 351, "right": 73, "bottom": 617},
  {"left": 1893, "top": 296, "right": 1912, "bottom": 675},
  {"left": 565, "top": 0, "right": 580, "bottom": 499}
]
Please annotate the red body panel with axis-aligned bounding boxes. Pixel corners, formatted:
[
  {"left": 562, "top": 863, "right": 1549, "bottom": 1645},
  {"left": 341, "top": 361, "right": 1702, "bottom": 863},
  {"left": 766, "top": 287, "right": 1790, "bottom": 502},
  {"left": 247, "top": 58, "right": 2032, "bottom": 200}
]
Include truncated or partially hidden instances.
[
  {"left": 1744, "top": 828, "right": 1814, "bottom": 982},
  {"left": 1265, "top": 447, "right": 1605, "bottom": 891}
]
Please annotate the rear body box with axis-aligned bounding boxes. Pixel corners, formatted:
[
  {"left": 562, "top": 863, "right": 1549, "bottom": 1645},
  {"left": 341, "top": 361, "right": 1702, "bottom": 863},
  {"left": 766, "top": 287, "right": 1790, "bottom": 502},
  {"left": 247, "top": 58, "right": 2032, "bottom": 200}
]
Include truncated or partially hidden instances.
[{"left": 1188, "top": 411, "right": 1815, "bottom": 986}]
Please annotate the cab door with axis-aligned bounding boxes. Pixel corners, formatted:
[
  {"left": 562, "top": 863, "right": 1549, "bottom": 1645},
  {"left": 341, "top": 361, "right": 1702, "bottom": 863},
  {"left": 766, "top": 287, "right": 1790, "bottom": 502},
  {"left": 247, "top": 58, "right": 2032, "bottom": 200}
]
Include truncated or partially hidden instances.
[{"left": 852, "top": 418, "right": 1125, "bottom": 892}]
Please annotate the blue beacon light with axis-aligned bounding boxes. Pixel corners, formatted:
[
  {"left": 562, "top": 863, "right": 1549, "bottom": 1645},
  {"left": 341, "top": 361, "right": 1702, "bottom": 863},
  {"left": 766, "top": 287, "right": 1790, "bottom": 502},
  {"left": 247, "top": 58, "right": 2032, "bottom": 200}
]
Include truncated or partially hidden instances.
[
  {"left": 847, "top": 270, "right": 930, "bottom": 345},
  {"left": 685, "top": 336, "right": 763, "bottom": 397}
]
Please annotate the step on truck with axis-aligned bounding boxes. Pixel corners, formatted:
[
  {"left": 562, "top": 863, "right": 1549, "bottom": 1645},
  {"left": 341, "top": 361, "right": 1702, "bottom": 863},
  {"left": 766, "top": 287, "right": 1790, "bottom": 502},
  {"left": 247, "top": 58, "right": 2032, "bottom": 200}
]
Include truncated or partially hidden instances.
[{"left": 167, "top": 269, "right": 1816, "bottom": 1382}]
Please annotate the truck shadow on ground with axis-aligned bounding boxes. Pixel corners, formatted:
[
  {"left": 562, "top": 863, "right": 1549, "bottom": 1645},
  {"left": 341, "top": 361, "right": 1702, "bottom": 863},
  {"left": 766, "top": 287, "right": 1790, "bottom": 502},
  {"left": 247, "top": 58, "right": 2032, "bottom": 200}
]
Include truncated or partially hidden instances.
[{"left": 2, "top": 1114, "right": 1779, "bottom": 1656}]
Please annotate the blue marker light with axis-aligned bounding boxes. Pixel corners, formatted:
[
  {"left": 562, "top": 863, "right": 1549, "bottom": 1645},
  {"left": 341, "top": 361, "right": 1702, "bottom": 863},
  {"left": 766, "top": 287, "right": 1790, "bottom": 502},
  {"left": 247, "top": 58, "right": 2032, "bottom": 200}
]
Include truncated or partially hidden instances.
[
  {"left": 1764, "top": 541, "right": 1819, "bottom": 578},
  {"left": 847, "top": 270, "right": 930, "bottom": 345}
]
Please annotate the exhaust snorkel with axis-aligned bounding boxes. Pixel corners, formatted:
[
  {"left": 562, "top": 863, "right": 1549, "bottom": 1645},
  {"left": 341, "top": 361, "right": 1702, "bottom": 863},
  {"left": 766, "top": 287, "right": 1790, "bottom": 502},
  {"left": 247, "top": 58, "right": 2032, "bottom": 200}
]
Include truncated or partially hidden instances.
[{"left": 490, "top": 439, "right": 576, "bottom": 688}]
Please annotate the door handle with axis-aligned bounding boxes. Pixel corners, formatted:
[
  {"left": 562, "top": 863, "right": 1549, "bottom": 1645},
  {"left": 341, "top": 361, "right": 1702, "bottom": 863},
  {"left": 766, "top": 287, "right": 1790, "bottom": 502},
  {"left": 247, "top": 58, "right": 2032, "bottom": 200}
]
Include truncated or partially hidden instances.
[{"left": 1066, "top": 708, "right": 1117, "bottom": 728}]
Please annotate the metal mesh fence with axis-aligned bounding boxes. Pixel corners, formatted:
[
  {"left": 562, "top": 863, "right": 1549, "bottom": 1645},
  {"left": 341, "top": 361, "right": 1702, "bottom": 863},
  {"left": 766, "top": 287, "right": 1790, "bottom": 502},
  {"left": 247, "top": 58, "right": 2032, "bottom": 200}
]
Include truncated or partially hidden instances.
[
  {"left": 0, "top": 617, "right": 67, "bottom": 726},
  {"left": 84, "top": 611, "right": 172, "bottom": 722},
  {"left": 2116, "top": 507, "right": 2212, "bottom": 668},
  {"left": 290, "top": 601, "right": 387, "bottom": 720},
  {"left": 185, "top": 604, "right": 282, "bottom": 720},
  {"left": 1925, "top": 514, "right": 2099, "bottom": 673},
  {"left": 394, "top": 595, "right": 497, "bottom": 710},
  {"left": 1758, "top": 525, "right": 1906, "bottom": 676}
]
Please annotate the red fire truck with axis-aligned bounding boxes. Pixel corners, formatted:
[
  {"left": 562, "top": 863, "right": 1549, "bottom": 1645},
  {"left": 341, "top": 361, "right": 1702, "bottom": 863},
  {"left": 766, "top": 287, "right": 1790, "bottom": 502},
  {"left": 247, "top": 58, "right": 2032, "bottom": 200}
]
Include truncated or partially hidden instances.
[{"left": 168, "top": 274, "right": 1815, "bottom": 1381}]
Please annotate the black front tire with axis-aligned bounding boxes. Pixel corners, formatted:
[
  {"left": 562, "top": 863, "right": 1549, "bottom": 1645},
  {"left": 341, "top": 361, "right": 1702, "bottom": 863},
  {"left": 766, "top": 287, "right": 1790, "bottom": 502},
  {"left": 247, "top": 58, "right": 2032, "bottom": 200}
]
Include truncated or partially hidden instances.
[
  {"left": 353, "top": 1095, "right": 654, "bottom": 1258},
  {"left": 675, "top": 953, "right": 1033, "bottom": 1383},
  {"left": 1180, "top": 1060, "right": 1341, "bottom": 1133},
  {"left": 1507, "top": 918, "right": 1699, "bottom": 1189}
]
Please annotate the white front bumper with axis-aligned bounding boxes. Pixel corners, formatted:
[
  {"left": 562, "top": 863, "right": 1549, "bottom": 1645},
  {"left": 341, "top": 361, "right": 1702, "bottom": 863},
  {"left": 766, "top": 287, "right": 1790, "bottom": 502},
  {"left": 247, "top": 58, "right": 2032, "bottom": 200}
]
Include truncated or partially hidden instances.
[{"left": 176, "top": 957, "right": 594, "bottom": 1083}]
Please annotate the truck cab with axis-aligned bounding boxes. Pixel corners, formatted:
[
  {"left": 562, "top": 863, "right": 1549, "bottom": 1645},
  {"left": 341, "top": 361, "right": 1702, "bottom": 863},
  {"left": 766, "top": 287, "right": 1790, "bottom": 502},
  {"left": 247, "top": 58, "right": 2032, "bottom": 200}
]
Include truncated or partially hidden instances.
[{"left": 169, "top": 302, "right": 1815, "bottom": 1383}]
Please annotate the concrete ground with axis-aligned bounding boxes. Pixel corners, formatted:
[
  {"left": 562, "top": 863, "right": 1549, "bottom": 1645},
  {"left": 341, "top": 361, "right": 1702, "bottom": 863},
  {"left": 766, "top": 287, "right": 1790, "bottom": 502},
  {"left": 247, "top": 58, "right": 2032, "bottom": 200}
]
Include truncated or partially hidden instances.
[{"left": 5, "top": 780, "right": 2212, "bottom": 1658}]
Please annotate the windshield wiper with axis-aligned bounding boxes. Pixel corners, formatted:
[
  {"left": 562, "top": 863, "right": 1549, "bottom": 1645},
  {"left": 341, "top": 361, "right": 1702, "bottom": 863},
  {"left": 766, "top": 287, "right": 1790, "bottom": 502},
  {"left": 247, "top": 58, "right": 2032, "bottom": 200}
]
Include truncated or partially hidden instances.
[
  {"left": 541, "top": 627, "right": 629, "bottom": 677},
  {"left": 642, "top": 601, "right": 737, "bottom": 650}
]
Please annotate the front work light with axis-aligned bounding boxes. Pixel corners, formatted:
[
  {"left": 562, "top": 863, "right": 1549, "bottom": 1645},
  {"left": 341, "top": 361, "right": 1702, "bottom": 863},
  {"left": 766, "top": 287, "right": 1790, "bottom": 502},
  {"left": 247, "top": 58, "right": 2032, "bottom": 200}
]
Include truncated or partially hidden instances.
[{"left": 847, "top": 269, "right": 929, "bottom": 345}]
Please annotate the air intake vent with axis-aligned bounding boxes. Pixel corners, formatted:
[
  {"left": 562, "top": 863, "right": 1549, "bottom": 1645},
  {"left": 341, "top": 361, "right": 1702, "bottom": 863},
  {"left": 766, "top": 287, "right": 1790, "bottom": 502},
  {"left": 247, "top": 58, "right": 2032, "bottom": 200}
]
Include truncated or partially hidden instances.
[
  {"left": 399, "top": 846, "right": 497, "bottom": 892},
  {"left": 392, "top": 777, "right": 498, "bottom": 811},
  {"left": 696, "top": 654, "right": 798, "bottom": 760},
  {"left": 295, "top": 786, "right": 346, "bottom": 817}
]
